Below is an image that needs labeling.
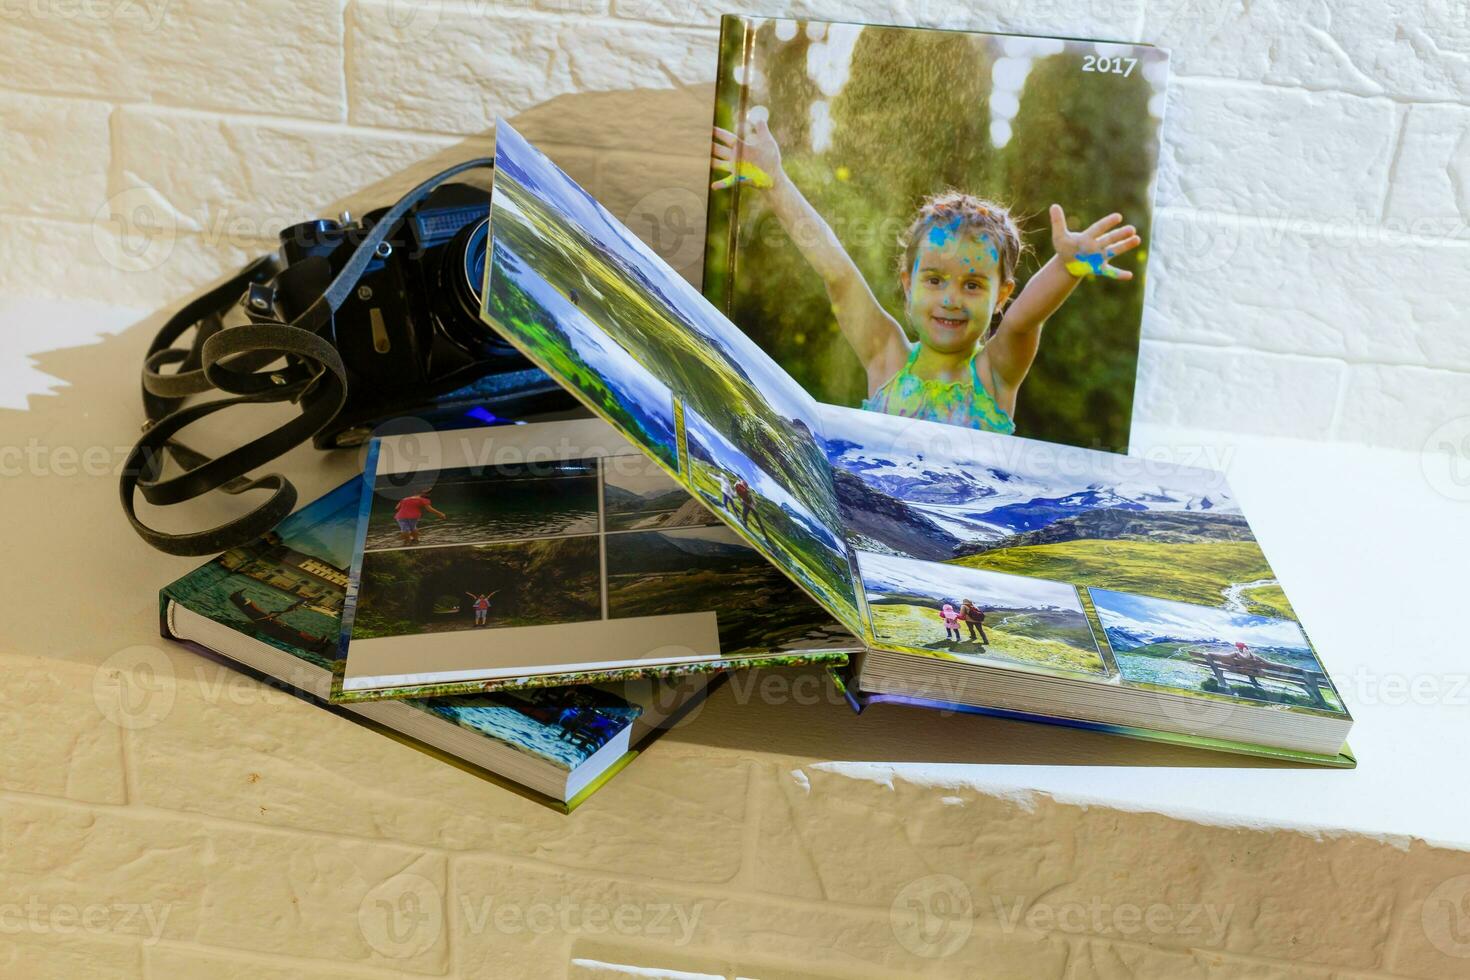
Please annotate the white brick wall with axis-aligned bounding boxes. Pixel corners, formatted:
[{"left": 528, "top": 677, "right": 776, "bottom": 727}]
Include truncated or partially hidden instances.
[
  {"left": 1, "top": 0, "right": 1465, "bottom": 452},
  {"left": 0, "top": 646, "right": 1463, "bottom": 978}
]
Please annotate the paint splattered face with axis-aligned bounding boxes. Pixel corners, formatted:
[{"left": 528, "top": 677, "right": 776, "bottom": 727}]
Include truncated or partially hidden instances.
[{"left": 901, "top": 218, "right": 1013, "bottom": 355}]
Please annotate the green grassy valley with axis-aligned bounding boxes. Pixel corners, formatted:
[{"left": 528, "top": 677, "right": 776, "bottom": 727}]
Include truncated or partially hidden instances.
[
  {"left": 952, "top": 538, "right": 1296, "bottom": 620},
  {"left": 869, "top": 601, "right": 1106, "bottom": 674}
]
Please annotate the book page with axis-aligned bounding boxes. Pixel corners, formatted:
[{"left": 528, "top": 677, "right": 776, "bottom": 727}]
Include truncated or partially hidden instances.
[
  {"left": 484, "top": 121, "right": 863, "bottom": 634},
  {"left": 159, "top": 473, "right": 667, "bottom": 775},
  {"left": 818, "top": 403, "right": 1349, "bottom": 717}
]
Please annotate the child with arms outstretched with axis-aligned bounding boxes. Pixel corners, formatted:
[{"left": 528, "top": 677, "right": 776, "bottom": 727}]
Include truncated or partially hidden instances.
[
  {"left": 465, "top": 590, "right": 499, "bottom": 627},
  {"left": 712, "top": 118, "right": 1141, "bottom": 432}
]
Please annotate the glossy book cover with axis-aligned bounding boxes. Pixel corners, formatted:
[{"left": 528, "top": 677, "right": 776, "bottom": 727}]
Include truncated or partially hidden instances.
[
  {"left": 704, "top": 16, "right": 1167, "bottom": 455},
  {"left": 160, "top": 477, "right": 713, "bottom": 809}
]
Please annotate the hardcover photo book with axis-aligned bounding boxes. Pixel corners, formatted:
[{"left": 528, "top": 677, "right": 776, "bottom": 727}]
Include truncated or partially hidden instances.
[
  {"left": 334, "top": 416, "right": 855, "bottom": 701},
  {"left": 704, "top": 16, "right": 1169, "bottom": 454},
  {"left": 160, "top": 476, "right": 720, "bottom": 810},
  {"left": 477, "top": 120, "right": 1353, "bottom": 766}
]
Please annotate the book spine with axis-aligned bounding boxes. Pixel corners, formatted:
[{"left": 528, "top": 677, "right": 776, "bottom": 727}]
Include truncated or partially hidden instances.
[
  {"left": 158, "top": 591, "right": 177, "bottom": 640},
  {"left": 701, "top": 14, "right": 755, "bottom": 311},
  {"left": 825, "top": 662, "right": 868, "bottom": 714}
]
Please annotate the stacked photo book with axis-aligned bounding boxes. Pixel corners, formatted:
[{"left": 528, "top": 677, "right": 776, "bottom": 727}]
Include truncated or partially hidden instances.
[{"left": 161, "top": 16, "right": 1353, "bottom": 813}]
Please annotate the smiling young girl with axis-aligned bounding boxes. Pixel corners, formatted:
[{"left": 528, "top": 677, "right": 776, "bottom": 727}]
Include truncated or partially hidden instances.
[{"left": 711, "top": 118, "right": 1141, "bottom": 432}]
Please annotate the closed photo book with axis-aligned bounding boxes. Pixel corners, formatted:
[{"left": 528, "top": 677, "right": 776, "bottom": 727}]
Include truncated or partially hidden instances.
[
  {"left": 703, "top": 16, "right": 1167, "bottom": 455},
  {"left": 332, "top": 416, "right": 856, "bottom": 702},
  {"left": 476, "top": 119, "right": 1353, "bottom": 766},
  {"left": 160, "top": 476, "right": 720, "bottom": 811}
]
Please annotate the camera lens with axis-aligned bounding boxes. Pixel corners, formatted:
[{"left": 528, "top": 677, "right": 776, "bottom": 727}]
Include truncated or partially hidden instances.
[
  {"left": 464, "top": 218, "right": 488, "bottom": 302},
  {"left": 433, "top": 216, "right": 519, "bottom": 360}
]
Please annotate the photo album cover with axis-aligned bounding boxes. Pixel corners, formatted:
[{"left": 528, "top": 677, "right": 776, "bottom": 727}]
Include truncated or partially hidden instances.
[
  {"left": 476, "top": 119, "right": 1353, "bottom": 766},
  {"left": 333, "top": 417, "right": 856, "bottom": 702},
  {"left": 705, "top": 16, "right": 1168, "bottom": 454},
  {"left": 161, "top": 476, "right": 720, "bottom": 810}
]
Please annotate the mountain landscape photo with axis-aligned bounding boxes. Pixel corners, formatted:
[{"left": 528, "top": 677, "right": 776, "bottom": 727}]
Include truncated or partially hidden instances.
[
  {"left": 819, "top": 404, "right": 1288, "bottom": 618},
  {"left": 1090, "top": 588, "right": 1346, "bottom": 714},
  {"left": 684, "top": 405, "right": 860, "bottom": 629},
  {"left": 488, "top": 122, "right": 841, "bottom": 534},
  {"left": 602, "top": 456, "right": 718, "bottom": 532},
  {"left": 856, "top": 550, "right": 1105, "bottom": 675}
]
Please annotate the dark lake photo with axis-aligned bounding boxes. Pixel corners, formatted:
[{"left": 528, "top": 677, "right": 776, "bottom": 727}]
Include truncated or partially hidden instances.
[{"left": 364, "top": 460, "right": 601, "bottom": 551}]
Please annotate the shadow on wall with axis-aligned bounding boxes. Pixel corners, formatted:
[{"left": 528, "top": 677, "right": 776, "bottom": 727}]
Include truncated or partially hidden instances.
[
  {"left": 341, "top": 82, "right": 718, "bottom": 288},
  {"left": 2, "top": 83, "right": 1292, "bottom": 769},
  {"left": 0, "top": 83, "right": 713, "bottom": 661}
]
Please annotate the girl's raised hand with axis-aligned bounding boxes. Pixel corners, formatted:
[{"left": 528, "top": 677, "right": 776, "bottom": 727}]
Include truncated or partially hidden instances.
[
  {"left": 1048, "top": 204, "right": 1141, "bottom": 281},
  {"left": 711, "top": 116, "right": 783, "bottom": 190}
]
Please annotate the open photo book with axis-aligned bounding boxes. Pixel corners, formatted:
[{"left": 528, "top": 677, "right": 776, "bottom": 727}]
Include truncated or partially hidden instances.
[
  {"left": 477, "top": 120, "right": 1354, "bottom": 766},
  {"left": 333, "top": 417, "right": 856, "bottom": 701}
]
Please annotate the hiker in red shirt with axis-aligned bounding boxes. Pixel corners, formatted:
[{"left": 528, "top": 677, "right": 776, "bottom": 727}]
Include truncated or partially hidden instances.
[
  {"left": 732, "top": 477, "right": 767, "bottom": 538},
  {"left": 394, "top": 492, "right": 445, "bottom": 545}
]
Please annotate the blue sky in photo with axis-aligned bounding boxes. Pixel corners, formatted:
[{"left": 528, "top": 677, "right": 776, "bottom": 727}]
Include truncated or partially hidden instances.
[
  {"left": 1090, "top": 588, "right": 1310, "bottom": 652},
  {"left": 857, "top": 549, "right": 1084, "bottom": 613},
  {"left": 275, "top": 478, "right": 360, "bottom": 568}
]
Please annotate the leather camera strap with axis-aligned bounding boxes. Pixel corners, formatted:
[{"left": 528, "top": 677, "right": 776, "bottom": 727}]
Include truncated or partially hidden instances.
[{"left": 121, "top": 157, "right": 493, "bottom": 556}]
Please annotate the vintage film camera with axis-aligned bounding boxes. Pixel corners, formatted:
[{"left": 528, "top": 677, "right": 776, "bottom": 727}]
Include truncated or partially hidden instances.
[{"left": 121, "top": 159, "right": 576, "bottom": 555}]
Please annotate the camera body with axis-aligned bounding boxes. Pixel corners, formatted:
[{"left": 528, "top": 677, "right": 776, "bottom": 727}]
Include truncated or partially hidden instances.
[{"left": 260, "top": 181, "right": 571, "bottom": 447}]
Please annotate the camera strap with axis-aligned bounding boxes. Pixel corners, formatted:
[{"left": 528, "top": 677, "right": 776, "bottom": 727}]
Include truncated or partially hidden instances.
[{"left": 121, "top": 158, "right": 494, "bottom": 556}]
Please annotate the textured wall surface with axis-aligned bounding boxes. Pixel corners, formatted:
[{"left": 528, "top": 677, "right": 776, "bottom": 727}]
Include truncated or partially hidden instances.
[
  {"left": 0, "top": 645, "right": 1465, "bottom": 979},
  {"left": 1, "top": 0, "right": 1467, "bottom": 451}
]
